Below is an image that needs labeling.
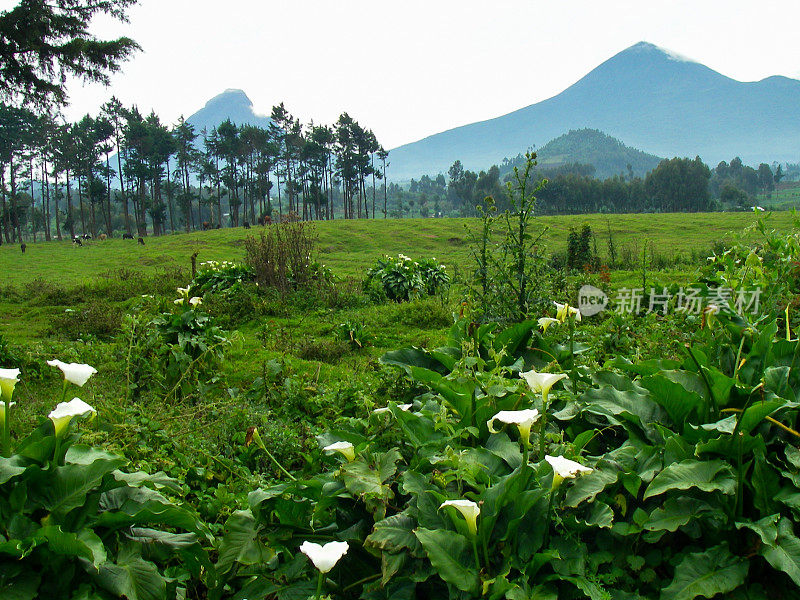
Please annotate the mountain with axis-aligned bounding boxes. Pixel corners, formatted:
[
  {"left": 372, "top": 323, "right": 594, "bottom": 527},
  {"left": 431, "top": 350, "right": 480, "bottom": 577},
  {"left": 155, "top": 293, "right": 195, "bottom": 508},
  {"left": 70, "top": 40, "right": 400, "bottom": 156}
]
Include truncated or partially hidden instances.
[
  {"left": 502, "top": 128, "right": 663, "bottom": 179},
  {"left": 185, "top": 88, "right": 271, "bottom": 134},
  {"left": 388, "top": 42, "right": 800, "bottom": 180}
]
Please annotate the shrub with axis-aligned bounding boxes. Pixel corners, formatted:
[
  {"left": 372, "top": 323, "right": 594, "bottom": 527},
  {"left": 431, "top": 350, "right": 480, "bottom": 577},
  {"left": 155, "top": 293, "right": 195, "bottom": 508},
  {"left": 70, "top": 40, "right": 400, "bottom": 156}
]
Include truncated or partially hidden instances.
[
  {"left": 190, "top": 260, "right": 255, "bottom": 296},
  {"left": 49, "top": 300, "right": 123, "bottom": 340},
  {"left": 364, "top": 254, "right": 450, "bottom": 302},
  {"left": 244, "top": 218, "right": 331, "bottom": 291}
]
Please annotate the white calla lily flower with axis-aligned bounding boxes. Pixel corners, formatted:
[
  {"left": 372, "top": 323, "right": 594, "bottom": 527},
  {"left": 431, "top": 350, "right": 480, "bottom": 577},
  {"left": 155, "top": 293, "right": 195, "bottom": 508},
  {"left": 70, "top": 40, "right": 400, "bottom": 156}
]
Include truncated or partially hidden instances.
[
  {"left": 0, "top": 368, "right": 21, "bottom": 403},
  {"left": 520, "top": 370, "right": 567, "bottom": 405},
  {"left": 487, "top": 409, "right": 540, "bottom": 448},
  {"left": 47, "top": 360, "right": 97, "bottom": 387},
  {"left": 440, "top": 499, "right": 480, "bottom": 536},
  {"left": 545, "top": 454, "right": 593, "bottom": 489},
  {"left": 554, "top": 301, "right": 581, "bottom": 323},
  {"left": 323, "top": 441, "right": 355, "bottom": 462},
  {"left": 372, "top": 403, "right": 412, "bottom": 414},
  {"left": 48, "top": 398, "right": 96, "bottom": 436},
  {"left": 538, "top": 317, "right": 560, "bottom": 332},
  {"left": 300, "top": 540, "right": 349, "bottom": 573},
  {"left": 189, "top": 296, "right": 203, "bottom": 307}
]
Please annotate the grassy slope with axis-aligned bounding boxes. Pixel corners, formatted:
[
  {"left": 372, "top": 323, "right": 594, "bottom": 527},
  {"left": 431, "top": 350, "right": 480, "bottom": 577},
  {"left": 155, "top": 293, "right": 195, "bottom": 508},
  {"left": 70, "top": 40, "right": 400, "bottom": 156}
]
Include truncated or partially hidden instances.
[{"left": 0, "top": 212, "right": 792, "bottom": 286}]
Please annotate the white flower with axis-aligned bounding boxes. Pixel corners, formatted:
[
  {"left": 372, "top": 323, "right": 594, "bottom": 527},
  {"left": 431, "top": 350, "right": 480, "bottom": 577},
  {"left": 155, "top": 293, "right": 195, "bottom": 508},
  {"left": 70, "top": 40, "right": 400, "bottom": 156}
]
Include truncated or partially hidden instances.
[
  {"left": 323, "top": 441, "right": 355, "bottom": 461},
  {"left": 487, "top": 409, "right": 540, "bottom": 448},
  {"left": 47, "top": 360, "right": 97, "bottom": 387},
  {"left": 520, "top": 370, "right": 567, "bottom": 405},
  {"left": 440, "top": 499, "right": 480, "bottom": 535},
  {"left": 545, "top": 454, "right": 593, "bottom": 489},
  {"left": 176, "top": 286, "right": 190, "bottom": 296},
  {"left": 174, "top": 298, "right": 185, "bottom": 305},
  {"left": 0, "top": 367, "right": 21, "bottom": 403},
  {"left": 299, "top": 540, "right": 349, "bottom": 573},
  {"left": 189, "top": 296, "right": 203, "bottom": 307},
  {"left": 554, "top": 302, "right": 581, "bottom": 323},
  {"left": 538, "top": 317, "right": 560, "bottom": 332},
  {"left": 48, "top": 398, "right": 96, "bottom": 436},
  {"left": 372, "top": 403, "right": 412, "bottom": 414}
]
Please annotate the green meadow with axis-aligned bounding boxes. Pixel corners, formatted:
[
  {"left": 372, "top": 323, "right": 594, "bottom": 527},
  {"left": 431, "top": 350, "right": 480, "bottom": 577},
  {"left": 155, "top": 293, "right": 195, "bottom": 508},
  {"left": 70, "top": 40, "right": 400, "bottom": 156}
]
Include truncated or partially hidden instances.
[{"left": 0, "top": 211, "right": 790, "bottom": 286}]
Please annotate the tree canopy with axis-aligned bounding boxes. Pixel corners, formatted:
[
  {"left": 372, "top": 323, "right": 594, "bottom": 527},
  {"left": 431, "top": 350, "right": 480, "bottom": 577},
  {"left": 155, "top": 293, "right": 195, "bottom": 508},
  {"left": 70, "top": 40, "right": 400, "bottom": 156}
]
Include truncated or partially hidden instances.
[{"left": 0, "top": 0, "right": 140, "bottom": 108}]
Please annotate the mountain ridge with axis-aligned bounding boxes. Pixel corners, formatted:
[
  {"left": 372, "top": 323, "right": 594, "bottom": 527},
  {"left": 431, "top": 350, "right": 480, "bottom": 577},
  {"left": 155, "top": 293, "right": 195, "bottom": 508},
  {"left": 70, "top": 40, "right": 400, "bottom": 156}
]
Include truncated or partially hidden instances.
[{"left": 387, "top": 41, "right": 800, "bottom": 179}]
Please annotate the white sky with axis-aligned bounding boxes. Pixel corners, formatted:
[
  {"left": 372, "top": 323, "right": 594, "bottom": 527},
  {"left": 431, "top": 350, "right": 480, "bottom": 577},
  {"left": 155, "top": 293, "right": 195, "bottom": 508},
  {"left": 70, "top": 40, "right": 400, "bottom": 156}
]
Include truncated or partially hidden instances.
[{"left": 7, "top": 0, "right": 800, "bottom": 149}]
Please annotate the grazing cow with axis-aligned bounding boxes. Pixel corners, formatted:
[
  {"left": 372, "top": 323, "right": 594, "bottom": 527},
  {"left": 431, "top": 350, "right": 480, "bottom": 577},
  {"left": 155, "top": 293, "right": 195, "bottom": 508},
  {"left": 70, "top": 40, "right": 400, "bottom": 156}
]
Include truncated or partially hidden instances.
[
  {"left": 122, "top": 232, "right": 134, "bottom": 240},
  {"left": 99, "top": 233, "right": 107, "bottom": 241},
  {"left": 20, "top": 243, "right": 26, "bottom": 254},
  {"left": 258, "top": 214, "right": 272, "bottom": 226},
  {"left": 243, "top": 221, "right": 251, "bottom": 229},
  {"left": 202, "top": 221, "right": 211, "bottom": 231},
  {"left": 137, "top": 237, "right": 145, "bottom": 245},
  {"left": 72, "top": 236, "right": 83, "bottom": 247},
  {"left": 82, "top": 234, "right": 92, "bottom": 240}
]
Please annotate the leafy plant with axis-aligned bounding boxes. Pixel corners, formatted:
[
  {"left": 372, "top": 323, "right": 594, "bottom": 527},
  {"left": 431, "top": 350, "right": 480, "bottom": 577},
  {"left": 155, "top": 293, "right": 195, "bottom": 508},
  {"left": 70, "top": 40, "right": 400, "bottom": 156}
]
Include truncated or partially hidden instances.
[{"left": 364, "top": 254, "right": 450, "bottom": 302}]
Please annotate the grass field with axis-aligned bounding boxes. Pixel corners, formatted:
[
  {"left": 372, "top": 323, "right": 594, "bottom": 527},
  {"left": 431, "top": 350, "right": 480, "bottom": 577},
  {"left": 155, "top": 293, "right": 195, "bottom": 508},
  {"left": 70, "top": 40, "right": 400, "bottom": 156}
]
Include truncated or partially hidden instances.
[{"left": 1, "top": 211, "right": 793, "bottom": 286}]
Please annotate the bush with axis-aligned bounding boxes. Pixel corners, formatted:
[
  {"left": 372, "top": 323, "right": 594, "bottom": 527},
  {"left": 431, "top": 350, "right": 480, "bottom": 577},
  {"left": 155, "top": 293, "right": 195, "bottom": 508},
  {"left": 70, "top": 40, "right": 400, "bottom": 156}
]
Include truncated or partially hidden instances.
[
  {"left": 395, "top": 297, "right": 453, "bottom": 329},
  {"left": 190, "top": 260, "right": 255, "bottom": 296},
  {"left": 49, "top": 300, "right": 123, "bottom": 340},
  {"left": 244, "top": 218, "right": 332, "bottom": 291},
  {"left": 364, "top": 254, "right": 450, "bottom": 302}
]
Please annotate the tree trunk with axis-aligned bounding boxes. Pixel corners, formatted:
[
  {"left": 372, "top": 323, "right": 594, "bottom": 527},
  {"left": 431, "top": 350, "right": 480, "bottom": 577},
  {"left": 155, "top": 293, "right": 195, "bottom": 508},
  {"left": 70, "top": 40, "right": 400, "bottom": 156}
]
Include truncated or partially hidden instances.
[
  {"left": 43, "top": 158, "right": 51, "bottom": 241},
  {"left": 66, "top": 169, "right": 74, "bottom": 239}
]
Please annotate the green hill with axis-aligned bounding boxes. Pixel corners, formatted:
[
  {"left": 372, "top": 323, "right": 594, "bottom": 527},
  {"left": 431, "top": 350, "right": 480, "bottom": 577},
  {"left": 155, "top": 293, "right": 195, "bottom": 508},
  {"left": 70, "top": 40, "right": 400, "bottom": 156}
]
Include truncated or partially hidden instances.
[{"left": 501, "top": 129, "right": 663, "bottom": 179}]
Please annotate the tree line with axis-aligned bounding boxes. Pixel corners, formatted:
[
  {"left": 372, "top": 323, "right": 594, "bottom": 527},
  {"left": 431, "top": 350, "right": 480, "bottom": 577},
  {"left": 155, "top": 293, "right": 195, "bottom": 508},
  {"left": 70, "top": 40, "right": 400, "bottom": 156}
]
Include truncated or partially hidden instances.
[
  {"left": 391, "top": 155, "right": 787, "bottom": 217},
  {"left": 0, "top": 100, "right": 389, "bottom": 243}
]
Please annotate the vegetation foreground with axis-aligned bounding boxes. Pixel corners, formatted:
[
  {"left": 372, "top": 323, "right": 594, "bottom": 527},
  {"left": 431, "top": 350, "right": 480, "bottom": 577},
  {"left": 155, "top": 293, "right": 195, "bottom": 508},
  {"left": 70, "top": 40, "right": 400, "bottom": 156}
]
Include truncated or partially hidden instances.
[{"left": 1, "top": 210, "right": 800, "bottom": 600}]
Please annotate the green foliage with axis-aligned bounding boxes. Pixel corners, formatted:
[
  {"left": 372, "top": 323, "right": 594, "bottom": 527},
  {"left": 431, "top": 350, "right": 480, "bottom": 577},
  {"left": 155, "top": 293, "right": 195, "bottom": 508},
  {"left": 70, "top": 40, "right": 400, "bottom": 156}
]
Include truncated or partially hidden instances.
[
  {"left": 0, "top": 408, "right": 210, "bottom": 600},
  {"left": 364, "top": 254, "right": 450, "bottom": 302},
  {"left": 190, "top": 260, "right": 255, "bottom": 296}
]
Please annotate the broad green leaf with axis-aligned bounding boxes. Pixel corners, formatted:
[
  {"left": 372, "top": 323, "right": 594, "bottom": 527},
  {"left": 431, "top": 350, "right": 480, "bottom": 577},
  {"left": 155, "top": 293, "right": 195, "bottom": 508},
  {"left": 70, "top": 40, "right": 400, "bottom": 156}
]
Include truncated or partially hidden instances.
[
  {"left": 414, "top": 527, "right": 478, "bottom": 593},
  {"left": 644, "top": 498, "right": 711, "bottom": 533},
  {"left": 0, "top": 455, "right": 30, "bottom": 485},
  {"left": 380, "top": 347, "right": 451, "bottom": 374},
  {"left": 640, "top": 374, "right": 702, "bottom": 429},
  {"left": 644, "top": 459, "right": 736, "bottom": 499},
  {"left": 97, "top": 486, "right": 209, "bottom": 538},
  {"left": 660, "top": 543, "right": 747, "bottom": 600},
  {"left": 36, "top": 526, "right": 106, "bottom": 568},
  {"left": 96, "top": 553, "right": 167, "bottom": 600},
  {"left": 0, "top": 569, "right": 40, "bottom": 600},
  {"left": 735, "top": 514, "right": 779, "bottom": 546},
  {"left": 737, "top": 398, "right": 787, "bottom": 435},
  {"left": 565, "top": 463, "right": 619, "bottom": 508},
  {"left": 35, "top": 454, "right": 125, "bottom": 515},
  {"left": 365, "top": 514, "right": 423, "bottom": 556},
  {"left": 760, "top": 517, "right": 800, "bottom": 586},
  {"left": 215, "top": 510, "right": 273, "bottom": 576}
]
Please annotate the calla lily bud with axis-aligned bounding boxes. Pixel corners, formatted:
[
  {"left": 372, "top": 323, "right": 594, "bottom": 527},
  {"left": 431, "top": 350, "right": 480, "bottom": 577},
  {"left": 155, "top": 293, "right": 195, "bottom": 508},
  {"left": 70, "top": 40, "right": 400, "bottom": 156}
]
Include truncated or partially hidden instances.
[
  {"left": 440, "top": 499, "right": 480, "bottom": 536},
  {"left": 46, "top": 360, "right": 97, "bottom": 387},
  {"left": 48, "top": 398, "right": 96, "bottom": 436},
  {"left": 323, "top": 441, "right": 355, "bottom": 462},
  {"left": 300, "top": 540, "right": 349, "bottom": 573},
  {"left": 0, "top": 368, "right": 21, "bottom": 403},
  {"left": 545, "top": 454, "right": 593, "bottom": 490},
  {"left": 487, "top": 409, "right": 540, "bottom": 448}
]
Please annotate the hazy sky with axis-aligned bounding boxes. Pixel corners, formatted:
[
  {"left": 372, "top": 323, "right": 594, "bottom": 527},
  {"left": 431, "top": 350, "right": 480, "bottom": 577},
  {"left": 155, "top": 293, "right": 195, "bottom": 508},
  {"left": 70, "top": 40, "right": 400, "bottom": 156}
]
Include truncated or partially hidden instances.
[{"left": 8, "top": 0, "right": 800, "bottom": 149}]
